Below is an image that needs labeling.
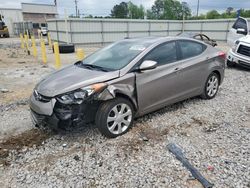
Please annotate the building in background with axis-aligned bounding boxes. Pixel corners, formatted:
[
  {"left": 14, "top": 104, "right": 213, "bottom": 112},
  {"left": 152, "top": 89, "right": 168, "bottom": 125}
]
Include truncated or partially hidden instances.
[
  {"left": 0, "top": 3, "right": 58, "bottom": 36},
  {"left": 0, "top": 8, "right": 23, "bottom": 35}
]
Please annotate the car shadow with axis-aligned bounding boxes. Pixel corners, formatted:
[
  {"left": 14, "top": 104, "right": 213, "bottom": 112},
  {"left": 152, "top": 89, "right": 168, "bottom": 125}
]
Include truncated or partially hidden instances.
[
  {"left": 55, "top": 96, "right": 201, "bottom": 139},
  {"left": 227, "top": 65, "right": 250, "bottom": 72}
]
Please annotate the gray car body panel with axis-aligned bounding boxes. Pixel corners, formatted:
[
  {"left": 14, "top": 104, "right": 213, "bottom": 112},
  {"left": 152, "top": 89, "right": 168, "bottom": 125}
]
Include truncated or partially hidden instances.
[
  {"left": 30, "top": 94, "right": 56, "bottom": 116},
  {"left": 36, "top": 64, "right": 120, "bottom": 97},
  {"left": 31, "top": 36, "right": 225, "bottom": 119}
]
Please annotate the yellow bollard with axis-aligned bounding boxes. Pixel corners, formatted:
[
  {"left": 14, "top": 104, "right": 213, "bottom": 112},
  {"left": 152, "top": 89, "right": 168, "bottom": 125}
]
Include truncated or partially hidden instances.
[
  {"left": 31, "top": 36, "right": 37, "bottom": 57},
  {"left": 40, "top": 38, "right": 47, "bottom": 64},
  {"left": 24, "top": 34, "right": 30, "bottom": 55},
  {"left": 53, "top": 42, "right": 61, "bottom": 69},
  {"left": 20, "top": 34, "right": 24, "bottom": 49},
  {"left": 76, "top": 48, "right": 85, "bottom": 61},
  {"left": 47, "top": 32, "right": 52, "bottom": 49}
]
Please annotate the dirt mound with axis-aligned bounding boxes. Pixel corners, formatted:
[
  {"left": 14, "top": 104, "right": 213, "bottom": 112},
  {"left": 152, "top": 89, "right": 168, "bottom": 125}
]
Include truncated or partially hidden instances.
[{"left": 0, "top": 129, "right": 52, "bottom": 166}]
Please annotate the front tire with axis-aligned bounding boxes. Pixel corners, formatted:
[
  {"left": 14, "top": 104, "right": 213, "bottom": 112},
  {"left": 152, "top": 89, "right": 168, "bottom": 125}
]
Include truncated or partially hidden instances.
[
  {"left": 95, "top": 98, "right": 134, "bottom": 138},
  {"left": 201, "top": 72, "right": 219, "bottom": 100}
]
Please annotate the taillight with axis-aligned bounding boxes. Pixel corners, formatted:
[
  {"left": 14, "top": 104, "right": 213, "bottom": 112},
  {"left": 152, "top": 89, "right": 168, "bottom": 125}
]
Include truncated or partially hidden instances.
[{"left": 218, "top": 51, "right": 226, "bottom": 60}]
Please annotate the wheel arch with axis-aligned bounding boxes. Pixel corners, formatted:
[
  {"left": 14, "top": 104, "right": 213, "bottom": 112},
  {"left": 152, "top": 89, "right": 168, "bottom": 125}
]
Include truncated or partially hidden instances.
[
  {"left": 115, "top": 92, "right": 138, "bottom": 112},
  {"left": 211, "top": 70, "right": 221, "bottom": 85}
]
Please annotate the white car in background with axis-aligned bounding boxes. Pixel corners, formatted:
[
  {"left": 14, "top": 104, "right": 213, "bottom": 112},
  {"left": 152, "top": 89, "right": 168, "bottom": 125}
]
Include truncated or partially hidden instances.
[
  {"left": 227, "top": 17, "right": 250, "bottom": 68},
  {"left": 40, "top": 27, "right": 48, "bottom": 36}
]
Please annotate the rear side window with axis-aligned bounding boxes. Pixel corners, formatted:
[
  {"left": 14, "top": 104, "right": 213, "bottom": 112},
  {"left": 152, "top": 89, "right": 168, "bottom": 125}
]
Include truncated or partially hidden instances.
[
  {"left": 178, "top": 40, "right": 205, "bottom": 59},
  {"left": 143, "top": 42, "right": 177, "bottom": 66},
  {"left": 233, "top": 18, "right": 247, "bottom": 31}
]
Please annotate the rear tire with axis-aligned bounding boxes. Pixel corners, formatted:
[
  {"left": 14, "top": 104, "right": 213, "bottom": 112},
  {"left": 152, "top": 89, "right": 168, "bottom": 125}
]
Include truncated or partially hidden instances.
[
  {"left": 201, "top": 72, "right": 219, "bottom": 100},
  {"left": 95, "top": 98, "right": 134, "bottom": 138},
  {"left": 227, "top": 60, "right": 236, "bottom": 67}
]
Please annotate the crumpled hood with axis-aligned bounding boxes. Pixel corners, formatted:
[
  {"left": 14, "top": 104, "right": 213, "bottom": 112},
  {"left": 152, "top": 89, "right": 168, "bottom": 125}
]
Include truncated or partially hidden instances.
[
  {"left": 239, "top": 35, "right": 250, "bottom": 44},
  {"left": 36, "top": 64, "right": 119, "bottom": 97}
]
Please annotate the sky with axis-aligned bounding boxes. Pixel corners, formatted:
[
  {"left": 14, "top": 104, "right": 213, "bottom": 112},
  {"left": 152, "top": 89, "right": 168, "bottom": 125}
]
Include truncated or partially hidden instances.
[{"left": 0, "top": 0, "right": 250, "bottom": 17}]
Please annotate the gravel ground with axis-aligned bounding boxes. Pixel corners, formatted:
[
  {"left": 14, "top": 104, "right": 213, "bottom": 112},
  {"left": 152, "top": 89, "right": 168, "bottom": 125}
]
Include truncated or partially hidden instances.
[{"left": 0, "top": 41, "right": 249, "bottom": 188}]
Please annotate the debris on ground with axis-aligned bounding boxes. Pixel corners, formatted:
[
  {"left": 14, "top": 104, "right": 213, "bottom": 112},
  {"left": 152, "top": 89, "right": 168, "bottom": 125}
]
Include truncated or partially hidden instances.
[
  {"left": 0, "top": 88, "right": 9, "bottom": 93},
  {"left": 167, "top": 143, "right": 214, "bottom": 188}
]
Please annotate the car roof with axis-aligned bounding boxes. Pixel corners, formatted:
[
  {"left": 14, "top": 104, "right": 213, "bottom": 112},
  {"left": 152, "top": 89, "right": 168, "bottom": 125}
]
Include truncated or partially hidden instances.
[
  {"left": 121, "top": 36, "right": 205, "bottom": 46},
  {"left": 178, "top": 32, "right": 201, "bottom": 38},
  {"left": 121, "top": 36, "right": 181, "bottom": 44}
]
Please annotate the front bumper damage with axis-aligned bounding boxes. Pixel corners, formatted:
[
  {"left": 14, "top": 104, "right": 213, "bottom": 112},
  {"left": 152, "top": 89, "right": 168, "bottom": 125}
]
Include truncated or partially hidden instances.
[
  {"left": 30, "top": 78, "right": 137, "bottom": 129},
  {"left": 29, "top": 91, "right": 100, "bottom": 129}
]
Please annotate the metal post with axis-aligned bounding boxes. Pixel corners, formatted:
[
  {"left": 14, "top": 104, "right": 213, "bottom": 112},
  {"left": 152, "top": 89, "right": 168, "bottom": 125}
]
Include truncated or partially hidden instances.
[
  {"left": 127, "top": 21, "right": 129, "bottom": 38},
  {"left": 64, "top": 9, "right": 69, "bottom": 44},
  {"left": 148, "top": 21, "right": 151, "bottom": 36},
  {"left": 101, "top": 20, "right": 104, "bottom": 45},
  {"left": 197, "top": 0, "right": 200, "bottom": 17},
  {"left": 55, "top": 20, "right": 59, "bottom": 42},
  {"left": 225, "top": 20, "right": 230, "bottom": 41},
  {"left": 167, "top": 22, "right": 170, "bottom": 36}
]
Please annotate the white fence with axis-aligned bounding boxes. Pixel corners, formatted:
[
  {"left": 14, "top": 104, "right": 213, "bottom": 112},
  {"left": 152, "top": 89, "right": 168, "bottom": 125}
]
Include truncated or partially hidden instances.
[{"left": 47, "top": 18, "right": 247, "bottom": 45}]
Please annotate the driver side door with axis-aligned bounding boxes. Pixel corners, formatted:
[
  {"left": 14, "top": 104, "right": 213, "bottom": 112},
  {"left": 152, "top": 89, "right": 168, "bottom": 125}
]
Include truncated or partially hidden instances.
[{"left": 135, "top": 41, "right": 183, "bottom": 115}]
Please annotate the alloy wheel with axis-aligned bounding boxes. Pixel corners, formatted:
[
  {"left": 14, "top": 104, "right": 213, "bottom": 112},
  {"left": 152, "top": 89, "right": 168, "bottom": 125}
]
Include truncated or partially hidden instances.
[
  {"left": 107, "top": 103, "right": 132, "bottom": 135},
  {"left": 206, "top": 75, "right": 219, "bottom": 97}
]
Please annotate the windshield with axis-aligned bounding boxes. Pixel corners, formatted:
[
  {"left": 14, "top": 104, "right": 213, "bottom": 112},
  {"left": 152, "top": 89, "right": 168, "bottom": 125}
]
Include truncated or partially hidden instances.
[{"left": 81, "top": 40, "right": 153, "bottom": 71}]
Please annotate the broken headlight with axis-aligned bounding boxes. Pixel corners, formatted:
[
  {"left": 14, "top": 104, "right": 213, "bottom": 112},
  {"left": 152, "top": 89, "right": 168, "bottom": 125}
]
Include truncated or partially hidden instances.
[{"left": 56, "top": 83, "right": 107, "bottom": 104}]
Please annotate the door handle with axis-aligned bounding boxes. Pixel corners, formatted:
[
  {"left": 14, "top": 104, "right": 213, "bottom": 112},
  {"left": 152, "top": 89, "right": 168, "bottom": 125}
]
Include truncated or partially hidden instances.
[{"left": 174, "top": 67, "right": 180, "bottom": 72}]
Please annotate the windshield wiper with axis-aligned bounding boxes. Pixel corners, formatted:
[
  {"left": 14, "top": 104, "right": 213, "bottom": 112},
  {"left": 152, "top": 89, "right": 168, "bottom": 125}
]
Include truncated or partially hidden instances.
[{"left": 75, "top": 63, "right": 110, "bottom": 72}]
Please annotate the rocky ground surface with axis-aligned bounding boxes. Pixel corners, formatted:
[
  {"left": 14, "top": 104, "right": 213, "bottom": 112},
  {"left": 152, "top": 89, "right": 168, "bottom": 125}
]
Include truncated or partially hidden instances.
[{"left": 0, "top": 40, "right": 249, "bottom": 188}]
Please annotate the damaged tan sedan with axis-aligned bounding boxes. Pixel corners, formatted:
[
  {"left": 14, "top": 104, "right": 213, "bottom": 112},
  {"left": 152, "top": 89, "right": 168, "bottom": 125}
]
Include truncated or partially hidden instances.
[{"left": 30, "top": 37, "right": 225, "bottom": 138}]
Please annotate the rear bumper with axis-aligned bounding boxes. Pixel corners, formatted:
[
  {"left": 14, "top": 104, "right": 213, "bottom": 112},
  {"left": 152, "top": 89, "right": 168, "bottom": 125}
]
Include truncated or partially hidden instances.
[{"left": 227, "top": 49, "right": 250, "bottom": 68}]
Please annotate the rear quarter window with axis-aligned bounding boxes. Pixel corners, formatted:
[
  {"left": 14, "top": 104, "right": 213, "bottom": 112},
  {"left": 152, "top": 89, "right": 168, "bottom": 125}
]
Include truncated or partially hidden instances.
[{"left": 178, "top": 40, "right": 206, "bottom": 59}]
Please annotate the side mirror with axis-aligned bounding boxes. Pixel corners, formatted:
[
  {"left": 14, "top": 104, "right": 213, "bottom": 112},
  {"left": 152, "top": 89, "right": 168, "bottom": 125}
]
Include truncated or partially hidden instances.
[
  {"left": 237, "top": 28, "right": 247, "bottom": 35},
  {"left": 139, "top": 60, "right": 157, "bottom": 71}
]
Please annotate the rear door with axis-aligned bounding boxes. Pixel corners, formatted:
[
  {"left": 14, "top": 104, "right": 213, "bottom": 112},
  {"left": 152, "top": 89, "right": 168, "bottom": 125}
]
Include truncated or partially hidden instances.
[
  {"left": 227, "top": 17, "right": 249, "bottom": 46},
  {"left": 176, "top": 40, "right": 208, "bottom": 97},
  {"left": 135, "top": 41, "right": 183, "bottom": 114}
]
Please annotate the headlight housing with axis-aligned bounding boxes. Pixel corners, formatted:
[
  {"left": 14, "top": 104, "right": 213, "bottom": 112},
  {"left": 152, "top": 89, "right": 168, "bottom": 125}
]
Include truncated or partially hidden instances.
[
  {"left": 232, "top": 40, "right": 240, "bottom": 52},
  {"left": 56, "top": 83, "right": 107, "bottom": 104}
]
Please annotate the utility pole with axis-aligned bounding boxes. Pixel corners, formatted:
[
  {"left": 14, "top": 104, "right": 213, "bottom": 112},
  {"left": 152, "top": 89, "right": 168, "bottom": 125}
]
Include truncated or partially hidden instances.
[
  {"left": 182, "top": 2, "right": 187, "bottom": 32},
  {"left": 74, "top": 0, "right": 78, "bottom": 17},
  {"left": 197, "top": 0, "right": 200, "bottom": 17}
]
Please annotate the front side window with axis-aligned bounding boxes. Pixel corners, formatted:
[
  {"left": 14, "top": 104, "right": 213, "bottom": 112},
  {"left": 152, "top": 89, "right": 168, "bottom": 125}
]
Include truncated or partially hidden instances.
[
  {"left": 178, "top": 40, "right": 205, "bottom": 59},
  {"left": 143, "top": 42, "right": 177, "bottom": 66}
]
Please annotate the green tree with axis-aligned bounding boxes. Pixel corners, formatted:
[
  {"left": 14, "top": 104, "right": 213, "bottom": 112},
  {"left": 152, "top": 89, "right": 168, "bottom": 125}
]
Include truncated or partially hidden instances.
[
  {"left": 128, "top": 2, "right": 145, "bottom": 19},
  {"left": 111, "top": 2, "right": 129, "bottom": 18},
  {"left": 226, "top": 7, "right": 234, "bottom": 15},
  {"left": 241, "top": 9, "right": 250, "bottom": 17},
  {"left": 84, "top": 14, "right": 93, "bottom": 18},
  {"left": 147, "top": 0, "right": 191, "bottom": 20},
  {"left": 206, "top": 10, "right": 221, "bottom": 19}
]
